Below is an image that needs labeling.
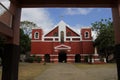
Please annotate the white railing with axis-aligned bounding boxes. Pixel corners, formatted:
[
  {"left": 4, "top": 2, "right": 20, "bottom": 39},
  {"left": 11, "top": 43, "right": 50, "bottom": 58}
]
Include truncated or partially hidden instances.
[{"left": 0, "top": 2, "right": 12, "bottom": 28}]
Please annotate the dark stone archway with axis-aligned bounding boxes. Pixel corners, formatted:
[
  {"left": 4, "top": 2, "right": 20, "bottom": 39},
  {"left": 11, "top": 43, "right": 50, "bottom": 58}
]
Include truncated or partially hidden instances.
[
  {"left": 75, "top": 54, "right": 81, "bottom": 63},
  {"left": 58, "top": 51, "right": 67, "bottom": 63}
]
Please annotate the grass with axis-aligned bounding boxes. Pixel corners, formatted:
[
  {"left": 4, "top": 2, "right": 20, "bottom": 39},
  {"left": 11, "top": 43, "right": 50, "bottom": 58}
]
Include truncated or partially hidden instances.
[
  {"left": 18, "top": 63, "right": 50, "bottom": 80},
  {"left": 0, "top": 62, "right": 50, "bottom": 80}
]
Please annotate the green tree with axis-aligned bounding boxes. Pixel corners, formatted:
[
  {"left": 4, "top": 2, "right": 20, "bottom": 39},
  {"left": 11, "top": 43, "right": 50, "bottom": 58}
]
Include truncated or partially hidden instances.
[
  {"left": 91, "top": 18, "right": 115, "bottom": 60},
  {"left": 20, "top": 21, "right": 37, "bottom": 37},
  {"left": 20, "top": 28, "right": 31, "bottom": 54},
  {"left": 20, "top": 21, "right": 37, "bottom": 54}
]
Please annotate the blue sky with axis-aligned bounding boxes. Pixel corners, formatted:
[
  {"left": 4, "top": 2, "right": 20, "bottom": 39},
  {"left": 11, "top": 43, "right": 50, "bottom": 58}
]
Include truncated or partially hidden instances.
[
  {"left": 46, "top": 8, "right": 112, "bottom": 27},
  {"left": 21, "top": 8, "right": 112, "bottom": 34}
]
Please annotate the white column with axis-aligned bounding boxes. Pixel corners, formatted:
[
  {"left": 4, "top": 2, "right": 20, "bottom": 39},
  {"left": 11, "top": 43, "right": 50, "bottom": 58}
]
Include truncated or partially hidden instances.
[
  {"left": 88, "top": 58, "right": 90, "bottom": 62},
  {"left": 92, "top": 58, "right": 94, "bottom": 63},
  {"left": 94, "top": 47, "right": 99, "bottom": 56},
  {"left": 103, "top": 58, "right": 107, "bottom": 63}
]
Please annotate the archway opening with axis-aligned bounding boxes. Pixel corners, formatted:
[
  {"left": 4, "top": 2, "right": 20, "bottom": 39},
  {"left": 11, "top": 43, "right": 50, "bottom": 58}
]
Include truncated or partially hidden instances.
[
  {"left": 44, "top": 54, "right": 50, "bottom": 62},
  {"left": 75, "top": 54, "right": 81, "bottom": 63},
  {"left": 58, "top": 51, "right": 67, "bottom": 63}
]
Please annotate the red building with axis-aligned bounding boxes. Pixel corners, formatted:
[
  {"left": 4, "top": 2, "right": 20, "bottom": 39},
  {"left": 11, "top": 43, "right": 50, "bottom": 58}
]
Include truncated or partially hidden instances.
[{"left": 31, "top": 21, "right": 94, "bottom": 63}]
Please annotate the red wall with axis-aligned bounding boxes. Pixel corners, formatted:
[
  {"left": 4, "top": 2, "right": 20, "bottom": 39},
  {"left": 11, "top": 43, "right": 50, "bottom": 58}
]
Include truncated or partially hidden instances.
[
  {"left": 32, "top": 29, "right": 43, "bottom": 40},
  {"left": 31, "top": 28, "right": 94, "bottom": 55},
  {"left": 31, "top": 41, "right": 94, "bottom": 55},
  {"left": 66, "top": 26, "right": 79, "bottom": 36},
  {"left": 82, "top": 41, "right": 94, "bottom": 54},
  {"left": 45, "top": 27, "right": 58, "bottom": 36},
  {"left": 81, "top": 28, "right": 92, "bottom": 40}
]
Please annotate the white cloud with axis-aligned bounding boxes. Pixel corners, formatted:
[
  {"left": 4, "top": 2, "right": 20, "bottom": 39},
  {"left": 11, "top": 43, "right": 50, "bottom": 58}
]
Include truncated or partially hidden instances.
[
  {"left": 65, "top": 8, "right": 94, "bottom": 15},
  {"left": 73, "top": 24, "right": 91, "bottom": 33},
  {"left": 92, "top": 31, "right": 97, "bottom": 40},
  {"left": 21, "top": 8, "right": 54, "bottom": 33},
  {"left": 72, "top": 24, "right": 83, "bottom": 34},
  {"left": 72, "top": 24, "right": 97, "bottom": 40}
]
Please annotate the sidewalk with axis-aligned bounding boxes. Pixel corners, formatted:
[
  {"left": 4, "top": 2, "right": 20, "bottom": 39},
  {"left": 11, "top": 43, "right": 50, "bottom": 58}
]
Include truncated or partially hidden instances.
[{"left": 35, "top": 63, "right": 117, "bottom": 80}]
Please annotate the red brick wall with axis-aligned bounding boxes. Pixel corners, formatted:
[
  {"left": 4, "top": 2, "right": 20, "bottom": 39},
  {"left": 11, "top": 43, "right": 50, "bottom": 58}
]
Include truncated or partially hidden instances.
[
  {"left": 45, "top": 27, "right": 58, "bottom": 36},
  {"left": 32, "top": 29, "right": 43, "bottom": 40},
  {"left": 31, "top": 41, "right": 94, "bottom": 55},
  {"left": 81, "top": 28, "right": 92, "bottom": 40},
  {"left": 66, "top": 26, "right": 79, "bottom": 36},
  {"left": 31, "top": 42, "right": 54, "bottom": 54},
  {"left": 82, "top": 41, "right": 94, "bottom": 54},
  {"left": 31, "top": 28, "right": 94, "bottom": 55}
]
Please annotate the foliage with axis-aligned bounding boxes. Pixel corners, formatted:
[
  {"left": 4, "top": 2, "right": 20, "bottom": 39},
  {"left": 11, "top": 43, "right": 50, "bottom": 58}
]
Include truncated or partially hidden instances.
[
  {"left": 20, "top": 21, "right": 37, "bottom": 37},
  {"left": 36, "top": 56, "right": 42, "bottom": 63},
  {"left": 25, "top": 56, "right": 35, "bottom": 63},
  {"left": 20, "top": 21, "right": 37, "bottom": 54},
  {"left": 91, "top": 18, "right": 115, "bottom": 58},
  {"left": 84, "top": 56, "right": 88, "bottom": 63},
  {"left": 20, "top": 28, "right": 31, "bottom": 54},
  {"left": 25, "top": 56, "right": 42, "bottom": 63}
]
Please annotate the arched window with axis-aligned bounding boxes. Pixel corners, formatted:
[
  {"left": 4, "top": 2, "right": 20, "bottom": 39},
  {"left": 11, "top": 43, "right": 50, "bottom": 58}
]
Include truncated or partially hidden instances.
[
  {"left": 34, "top": 32, "right": 39, "bottom": 39},
  {"left": 61, "top": 31, "right": 64, "bottom": 43},
  {"left": 85, "top": 31, "right": 89, "bottom": 38}
]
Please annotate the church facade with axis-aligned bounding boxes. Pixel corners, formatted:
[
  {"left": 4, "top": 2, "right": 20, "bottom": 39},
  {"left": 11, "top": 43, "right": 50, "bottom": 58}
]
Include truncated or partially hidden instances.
[{"left": 31, "top": 21, "right": 94, "bottom": 63}]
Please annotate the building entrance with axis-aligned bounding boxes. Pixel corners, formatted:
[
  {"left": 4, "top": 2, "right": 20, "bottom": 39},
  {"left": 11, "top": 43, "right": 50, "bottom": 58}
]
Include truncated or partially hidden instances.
[
  {"left": 75, "top": 54, "right": 81, "bottom": 63},
  {"left": 58, "top": 51, "right": 67, "bottom": 63}
]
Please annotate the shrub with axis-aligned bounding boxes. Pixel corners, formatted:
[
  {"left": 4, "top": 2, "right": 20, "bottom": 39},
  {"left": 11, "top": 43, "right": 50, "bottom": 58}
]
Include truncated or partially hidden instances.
[
  {"left": 25, "top": 56, "right": 35, "bottom": 63},
  {"left": 36, "top": 56, "right": 42, "bottom": 63},
  {"left": 84, "top": 56, "right": 88, "bottom": 63}
]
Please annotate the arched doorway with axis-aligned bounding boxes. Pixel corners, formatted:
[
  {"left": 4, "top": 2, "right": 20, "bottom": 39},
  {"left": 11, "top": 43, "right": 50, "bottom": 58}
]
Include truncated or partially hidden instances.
[
  {"left": 75, "top": 54, "right": 81, "bottom": 63},
  {"left": 44, "top": 54, "right": 50, "bottom": 62},
  {"left": 58, "top": 51, "right": 67, "bottom": 63}
]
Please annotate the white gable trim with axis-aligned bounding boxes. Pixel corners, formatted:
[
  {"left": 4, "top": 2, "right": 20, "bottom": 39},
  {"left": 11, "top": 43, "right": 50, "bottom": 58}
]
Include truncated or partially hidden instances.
[
  {"left": 54, "top": 44, "right": 71, "bottom": 50},
  {"left": 43, "top": 26, "right": 58, "bottom": 36}
]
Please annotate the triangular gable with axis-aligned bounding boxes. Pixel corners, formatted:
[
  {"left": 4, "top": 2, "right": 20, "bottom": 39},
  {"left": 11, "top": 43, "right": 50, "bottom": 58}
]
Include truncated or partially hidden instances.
[
  {"left": 66, "top": 26, "right": 80, "bottom": 36},
  {"left": 54, "top": 44, "right": 71, "bottom": 50},
  {"left": 44, "top": 26, "right": 58, "bottom": 37}
]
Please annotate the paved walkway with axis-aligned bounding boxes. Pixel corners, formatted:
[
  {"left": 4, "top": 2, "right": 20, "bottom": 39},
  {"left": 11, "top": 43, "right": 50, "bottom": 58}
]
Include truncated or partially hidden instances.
[{"left": 35, "top": 63, "right": 117, "bottom": 80}]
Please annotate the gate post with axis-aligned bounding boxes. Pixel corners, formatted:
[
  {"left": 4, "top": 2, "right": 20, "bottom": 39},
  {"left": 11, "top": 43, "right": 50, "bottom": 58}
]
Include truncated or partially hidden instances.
[
  {"left": 2, "top": 2, "right": 21, "bottom": 80},
  {"left": 112, "top": 1, "right": 120, "bottom": 80}
]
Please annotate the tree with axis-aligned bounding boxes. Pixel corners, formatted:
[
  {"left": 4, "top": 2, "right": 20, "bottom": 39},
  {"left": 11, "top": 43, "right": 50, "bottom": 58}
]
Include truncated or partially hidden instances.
[
  {"left": 20, "top": 21, "right": 37, "bottom": 37},
  {"left": 20, "top": 28, "right": 31, "bottom": 54},
  {"left": 91, "top": 18, "right": 115, "bottom": 60},
  {"left": 20, "top": 21, "right": 38, "bottom": 54}
]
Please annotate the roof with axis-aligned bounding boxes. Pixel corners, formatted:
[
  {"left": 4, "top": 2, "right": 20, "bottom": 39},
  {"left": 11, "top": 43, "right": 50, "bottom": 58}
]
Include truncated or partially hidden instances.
[{"left": 44, "top": 20, "right": 80, "bottom": 36}]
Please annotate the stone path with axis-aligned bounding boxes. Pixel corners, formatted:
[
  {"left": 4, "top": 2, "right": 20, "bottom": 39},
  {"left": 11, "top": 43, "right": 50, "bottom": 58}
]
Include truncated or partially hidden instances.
[{"left": 35, "top": 63, "right": 117, "bottom": 80}]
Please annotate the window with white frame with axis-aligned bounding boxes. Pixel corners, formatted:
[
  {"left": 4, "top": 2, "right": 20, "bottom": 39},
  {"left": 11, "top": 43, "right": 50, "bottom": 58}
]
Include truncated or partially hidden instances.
[
  {"left": 85, "top": 31, "right": 89, "bottom": 38},
  {"left": 34, "top": 32, "right": 39, "bottom": 39}
]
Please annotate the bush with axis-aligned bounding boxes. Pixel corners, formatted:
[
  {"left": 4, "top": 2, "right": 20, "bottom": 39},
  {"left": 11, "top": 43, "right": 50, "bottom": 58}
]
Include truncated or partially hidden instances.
[
  {"left": 36, "top": 56, "right": 42, "bottom": 63},
  {"left": 84, "top": 56, "right": 88, "bottom": 63},
  {"left": 25, "top": 56, "right": 35, "bottom": 63}
]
